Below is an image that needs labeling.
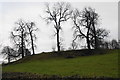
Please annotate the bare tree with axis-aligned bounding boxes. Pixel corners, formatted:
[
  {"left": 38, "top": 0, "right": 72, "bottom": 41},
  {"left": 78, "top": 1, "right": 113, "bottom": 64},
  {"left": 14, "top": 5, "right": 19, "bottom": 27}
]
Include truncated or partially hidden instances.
[
  {"left": 1, "top": 46, "right": 17, "bottom": 63},
  {"left": 44, "top": 2, "right": 72, "bottom": 51},
  {"left": 26, "top": 22, "right": 38, "bottom": 55},
  {"left": 72, "top": 7, "right": 108, "bottom": 49},
  {"left": 88, "top": 8, "right": 99, "bottom": 49},
  {"left": 72, "top": 8, "right": 92, "bottom": 49},
  {"left": 10, "top": 19, "right": 28, "bottom": 58}
]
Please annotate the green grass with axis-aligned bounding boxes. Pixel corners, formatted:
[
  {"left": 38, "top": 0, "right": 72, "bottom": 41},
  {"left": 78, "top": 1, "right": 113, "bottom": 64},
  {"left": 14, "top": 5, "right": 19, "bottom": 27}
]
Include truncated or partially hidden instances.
[{"left": 3, "top": 49, "right": 119, "bottom": 78}]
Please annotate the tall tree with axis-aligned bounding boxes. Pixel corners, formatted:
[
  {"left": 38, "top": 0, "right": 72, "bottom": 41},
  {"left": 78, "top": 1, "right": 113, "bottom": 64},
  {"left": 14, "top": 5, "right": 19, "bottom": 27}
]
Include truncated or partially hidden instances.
[
  {"left": 72, "top": 8, "right": 92, "bottom": 49},
  {"left": 88, "top": 8, "right": 99, "bottom": 49},
  {"left": 10, "top": 19, "right": 27, "bottom": 58},
  {"left": 44, "top": 2, "right": 72, "bottom": 51},
  {"left": 26, "top": 22, "right": 38, "bottom": 55},
  {"left": 72, "top": 7, "right": 108, "bottom": 49}
]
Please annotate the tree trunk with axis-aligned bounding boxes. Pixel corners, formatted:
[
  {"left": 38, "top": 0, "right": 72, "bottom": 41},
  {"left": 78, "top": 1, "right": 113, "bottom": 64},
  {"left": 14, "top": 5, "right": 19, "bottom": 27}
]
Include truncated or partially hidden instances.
[
  {"left": 8, "top": 56, "right": 10, "bottom": 63},
  {"left": 7, "top": 48, "right": 10, "bottom": 63},
  {"left": 30, "top": 33, "right": 35, "bottom": 55},
  {"left": 86, "top": 36, "right": 91, "bottom": 50},
  {"left": 86, "top": 19, "right": 91, "bottom": 50},
  {"left": 57, "top": 30, "right": 60, "bottom": 51},
  {"left": 21, "top": 32, "right": 24, "bottom": 58},
  {"left": 94, "top": 36, "right": 98, "bottom": 49},
  {"left": 92, "top": 22, "right": 98, "bottom": 49},
  {"left": 7, "top": 49, "right": 10, "bottom": 63}
]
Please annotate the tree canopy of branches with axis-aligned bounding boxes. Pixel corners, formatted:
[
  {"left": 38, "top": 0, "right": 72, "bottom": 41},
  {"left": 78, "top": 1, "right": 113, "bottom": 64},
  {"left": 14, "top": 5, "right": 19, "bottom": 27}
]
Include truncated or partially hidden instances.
[
  {"left": 44, "top": 2, "right": 72, "bottom": 51},
  {"left": 72, "top": 7, "right": 109, "bottom": 49}
]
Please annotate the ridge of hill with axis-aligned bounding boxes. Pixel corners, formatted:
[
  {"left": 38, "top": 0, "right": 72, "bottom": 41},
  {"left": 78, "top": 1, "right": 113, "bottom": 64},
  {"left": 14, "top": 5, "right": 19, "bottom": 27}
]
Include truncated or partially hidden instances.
[{"left": 4, "top": 49, "right": 114, "bottom": 65}]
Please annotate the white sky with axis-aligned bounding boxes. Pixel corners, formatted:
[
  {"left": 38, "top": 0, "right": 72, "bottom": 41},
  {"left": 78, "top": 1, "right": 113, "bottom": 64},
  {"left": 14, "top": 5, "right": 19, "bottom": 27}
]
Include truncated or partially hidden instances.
[{"left": 0, "top": 1, "right": 118, "bottom": 60}]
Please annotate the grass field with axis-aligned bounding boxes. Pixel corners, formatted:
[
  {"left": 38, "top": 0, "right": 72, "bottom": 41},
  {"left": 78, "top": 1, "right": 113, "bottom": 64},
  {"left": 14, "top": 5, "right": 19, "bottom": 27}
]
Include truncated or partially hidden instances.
[{"left": 2, "top": 49, "right": 119, "bottom": 78}]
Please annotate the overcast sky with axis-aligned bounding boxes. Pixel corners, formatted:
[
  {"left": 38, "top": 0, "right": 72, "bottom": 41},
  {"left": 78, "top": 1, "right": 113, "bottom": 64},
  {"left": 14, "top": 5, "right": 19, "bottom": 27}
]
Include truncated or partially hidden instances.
[{"left": 0, "top": 1, "right": 118, "bottom": 59}]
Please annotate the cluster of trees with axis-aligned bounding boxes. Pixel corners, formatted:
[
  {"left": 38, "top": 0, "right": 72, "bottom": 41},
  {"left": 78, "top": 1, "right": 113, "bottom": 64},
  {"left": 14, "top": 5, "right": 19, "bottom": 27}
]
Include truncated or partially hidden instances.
[
  {"left": 101, "top": 39, "right": 120, "bottom": 49},
  {"left": 44, "top": 2, "right": 109, "bottom": 51},
  {"left": 1, "top": 20, "right": 38, "bottom": 63},
  {"left": 70, "top": 39, "right": 120, "bottom": 50},
  {"left": 0, "top": 2, "right": 119, "bottom": 63},
  {"left": 72, "top": 8, "right": 110, "bottom": 50}
]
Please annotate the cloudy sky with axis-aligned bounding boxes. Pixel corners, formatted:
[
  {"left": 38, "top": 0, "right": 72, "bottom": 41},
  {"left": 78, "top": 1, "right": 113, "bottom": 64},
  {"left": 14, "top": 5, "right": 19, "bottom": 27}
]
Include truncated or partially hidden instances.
[{"left": 0, "top": 1, "right": 118, "bottom": 61}]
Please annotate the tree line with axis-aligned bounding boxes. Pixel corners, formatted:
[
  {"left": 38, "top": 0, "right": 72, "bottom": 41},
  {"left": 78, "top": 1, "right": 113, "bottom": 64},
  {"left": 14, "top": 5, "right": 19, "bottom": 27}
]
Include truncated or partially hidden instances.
[{"left": 1, "top": 2, "right": 119, "bottom": 63}]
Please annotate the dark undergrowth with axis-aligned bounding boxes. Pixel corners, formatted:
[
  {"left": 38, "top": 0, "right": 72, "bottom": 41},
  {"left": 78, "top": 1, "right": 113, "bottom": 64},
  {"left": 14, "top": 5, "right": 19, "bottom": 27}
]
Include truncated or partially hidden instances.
[{"left": 2, "top": 72, "right": 120, "bottom": 80}]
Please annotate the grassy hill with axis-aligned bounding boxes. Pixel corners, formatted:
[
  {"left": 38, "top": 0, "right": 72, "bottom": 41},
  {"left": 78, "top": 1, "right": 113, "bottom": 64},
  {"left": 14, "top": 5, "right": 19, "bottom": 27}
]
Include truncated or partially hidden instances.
[{"left": 2, "top": 49, "right": 119, "bottom": 78}]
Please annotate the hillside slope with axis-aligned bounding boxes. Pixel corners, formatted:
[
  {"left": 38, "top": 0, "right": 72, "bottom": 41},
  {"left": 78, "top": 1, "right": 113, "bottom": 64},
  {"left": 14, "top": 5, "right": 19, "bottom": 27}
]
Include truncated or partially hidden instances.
[{"left": 3, "top": 49, "right": 119, "bottom": 78}]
